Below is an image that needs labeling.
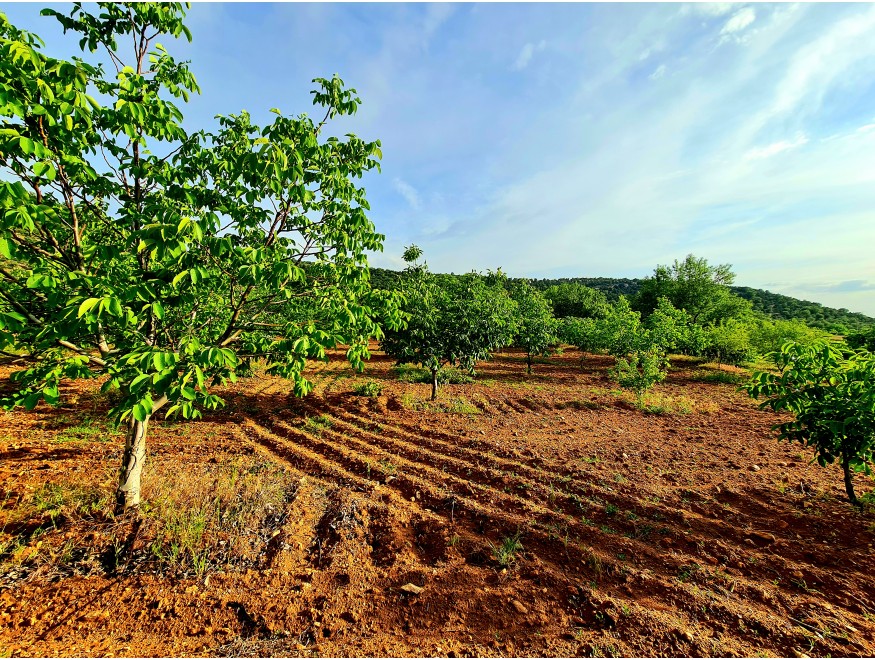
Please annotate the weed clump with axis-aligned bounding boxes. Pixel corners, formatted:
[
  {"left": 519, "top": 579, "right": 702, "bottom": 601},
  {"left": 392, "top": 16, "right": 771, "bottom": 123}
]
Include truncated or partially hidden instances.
[
  {"left": 490, "top": 532, "right": 523, "bottom": 566},
  {"left": 352, "top": 380, "right": 383, "bottom": 397}
]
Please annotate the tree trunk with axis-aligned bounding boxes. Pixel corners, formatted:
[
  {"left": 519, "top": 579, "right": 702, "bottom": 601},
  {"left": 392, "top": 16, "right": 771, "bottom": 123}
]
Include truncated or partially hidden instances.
[
  {"left": 116, "top": 416, "right": 149, "bottom": 513},
  {"left": 842, "top": 457, "right": 859, "bottom": 507},
  {"left": 526, "top": 353, "right": 532, "bottom": 375},
  {"left": 431, "top": 368, "right": 438, "bottom": 401}
]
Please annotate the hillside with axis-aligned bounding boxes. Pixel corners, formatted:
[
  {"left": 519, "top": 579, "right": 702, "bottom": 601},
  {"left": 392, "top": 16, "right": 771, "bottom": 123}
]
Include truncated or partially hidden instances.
[{"left": 370, "top": 268, "right": 874, "bottom": 333}]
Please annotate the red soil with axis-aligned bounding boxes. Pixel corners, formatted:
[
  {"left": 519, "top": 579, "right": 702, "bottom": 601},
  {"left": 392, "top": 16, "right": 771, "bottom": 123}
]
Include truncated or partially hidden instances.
[{"left": 1, "top": 348, "right": 873, "bottom": 657}]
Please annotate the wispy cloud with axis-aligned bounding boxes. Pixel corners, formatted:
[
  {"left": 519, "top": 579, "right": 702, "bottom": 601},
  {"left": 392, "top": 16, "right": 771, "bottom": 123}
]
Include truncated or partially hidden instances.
[
  {"left": 649, "top": 64, "right": 667, "bottom": 80},
  {"left": 745, "top": 133, "right": 808, "bottom": 160},
  {"left": 512, "top": 39, "right": 547, "bottom": 70},
  {"left": 392, "top": 178, "right": 422, "bottom": 210},
  {"left": 721, "top": 7, "right": 756, "bottom": 35},
  {"left": 684, "top": 3, "right": 738, "bottom": 18}
]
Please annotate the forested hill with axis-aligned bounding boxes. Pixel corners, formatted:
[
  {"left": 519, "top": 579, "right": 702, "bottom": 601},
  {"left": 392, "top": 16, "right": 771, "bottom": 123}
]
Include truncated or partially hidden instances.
[
  {"left": 730, "top": 286, "right": 874, "bottom": 333},
  {"left": 369, "top": 268, "right": 874, "bottom": 333}
]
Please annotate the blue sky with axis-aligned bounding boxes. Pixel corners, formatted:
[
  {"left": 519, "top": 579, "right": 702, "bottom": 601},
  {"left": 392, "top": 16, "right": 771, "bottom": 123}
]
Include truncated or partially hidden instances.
[{"left": 6, "top": 2, "right": 875, "bottom": 315}]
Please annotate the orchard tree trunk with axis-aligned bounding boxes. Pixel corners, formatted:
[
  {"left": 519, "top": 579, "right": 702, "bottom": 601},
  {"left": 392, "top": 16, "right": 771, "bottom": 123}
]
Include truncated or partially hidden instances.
[
  {"left": 116, "top": 416, "right": 149, "bottom": 513},
  {"left": 115, "top": 395, "right": 168, "bottom": 514},
  {"left": 841, "top": 457, "right": 859, "bottom": 507},
  {"left": 526, "top": 352, "right": 532, "bottom": 375},
  {"left": 430, "top": 368, "right": 438, "bottom": 401}
]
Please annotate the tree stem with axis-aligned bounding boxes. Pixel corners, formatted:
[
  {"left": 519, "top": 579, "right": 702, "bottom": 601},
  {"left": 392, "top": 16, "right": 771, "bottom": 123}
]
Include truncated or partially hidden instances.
[{"left": 842, "top": 457, "right": 859, "bottom": 507}]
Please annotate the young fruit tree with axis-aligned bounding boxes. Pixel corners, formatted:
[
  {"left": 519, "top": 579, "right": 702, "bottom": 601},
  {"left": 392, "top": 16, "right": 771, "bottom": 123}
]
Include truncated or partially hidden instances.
[
  {"left": 0, "top": 4, "right": 393, "bottom": 512},
  {"left": 380, "top": 247, "right": 516, "bottom": 399},
  {"left": 746, "top": 341, "right": 875, "bottom": 507},
  {"left": 509, "top": 281, "right": 557, "bottom": 374}
]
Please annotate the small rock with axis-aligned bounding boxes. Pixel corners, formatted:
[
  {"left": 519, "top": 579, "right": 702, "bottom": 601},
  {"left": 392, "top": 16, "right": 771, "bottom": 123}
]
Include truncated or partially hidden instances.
[
  {"left": 511, "top": 599, "right": 528, "bottom": 614},
  {"left": 751, "top": 465, "right": 761, "bottom": 472},
  {"left": 791, "top": 570, "right": 804, "bottom": 580},
  {"left": 399, "top": 583, "right": 423, "bottom": 595},
  {"left": 748, "top": 530, "right": 776, "bottom": 544}
]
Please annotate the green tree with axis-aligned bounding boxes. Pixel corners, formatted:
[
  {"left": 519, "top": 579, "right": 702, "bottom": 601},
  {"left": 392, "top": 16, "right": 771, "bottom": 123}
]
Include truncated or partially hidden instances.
[
  {"left": 508, "top": 281, "right": 557, "bottom": 374},
  {"left": 635, "top": 254, "right": 751, "bottom": 324},
  {"left": 746, "top": 341, "right": 875, "bottom": 506},
  {"left": 597, "top": 296, "right": 644, "bottom": 357},
  {"left": 846, "top": 326, "right": 875, "bottom": 352},
  {"left": 749, "top": 318, "right": 827, "bottom": 359},
  {"left": 646, "top": 297, "right": 707, "bottom": 356},
  {"left": 543, "top": 282, "right": 609, "bottom": 319},
  {"left": 380, "top": 248, "right": 515, "bottom": 399},
  {"left": 557, "top": 316, "right": 600, "bottom": 355},
  {"left": 703, "top": 319, "right": 754, "bottom": 366},
  {"left": 0, "top": 5, "right": 391, "bottom": 511}
]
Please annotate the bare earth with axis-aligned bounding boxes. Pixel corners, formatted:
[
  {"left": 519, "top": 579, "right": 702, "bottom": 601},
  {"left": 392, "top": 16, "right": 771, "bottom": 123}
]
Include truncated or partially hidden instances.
[{"left": 1, "top": 347, "right": 873, "bottom": 657}]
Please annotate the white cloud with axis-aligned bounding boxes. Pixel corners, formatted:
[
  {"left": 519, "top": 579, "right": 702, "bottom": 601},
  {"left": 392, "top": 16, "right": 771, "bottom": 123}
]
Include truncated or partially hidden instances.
[
  {"left": 684, "top": 3, "right": 738, "bottom": 18},
  {"left": 392, "top": 178, "right": 422, "bottom": 210},
  {"left": 512, "top": 40, "right": 547, "bottom": 71},
  {"left": 744, "top": 133, "right": 808, "bottom": 160},
  {"left": 649, "top": 64, "right": 667, "bottom": 80},
  {"left": 721, "top": 7, "right": 756, "bottom": 35}
]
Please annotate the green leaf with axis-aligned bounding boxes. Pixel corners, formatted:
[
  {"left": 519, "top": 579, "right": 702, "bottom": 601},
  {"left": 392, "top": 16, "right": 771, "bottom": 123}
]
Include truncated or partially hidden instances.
[
  {"left": 77, "top": 298, "right": 100, "bottom": 318},
  {"left": 19, "top": 137, "right": 35, "bottom": 155}
]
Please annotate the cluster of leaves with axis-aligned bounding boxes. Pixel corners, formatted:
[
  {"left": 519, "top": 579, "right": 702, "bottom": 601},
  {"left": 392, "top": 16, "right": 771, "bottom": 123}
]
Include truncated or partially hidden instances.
[{"left": 747, "top": 341, "right": 875, "bottom": 506}]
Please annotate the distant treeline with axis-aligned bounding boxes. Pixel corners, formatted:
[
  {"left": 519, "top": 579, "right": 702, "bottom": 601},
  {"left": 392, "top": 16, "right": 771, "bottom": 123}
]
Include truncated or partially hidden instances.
[{"left": 369, "top": 268, "right": 874, "bottom": 334}]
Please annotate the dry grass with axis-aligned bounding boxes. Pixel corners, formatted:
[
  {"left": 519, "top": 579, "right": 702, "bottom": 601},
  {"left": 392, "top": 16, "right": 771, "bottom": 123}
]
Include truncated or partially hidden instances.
[
  {"left": 139, "top": 456, "right": 299, "bottom": 575},
  {"left": 0, "top": 454, "right": 299, "bottom": 583}
]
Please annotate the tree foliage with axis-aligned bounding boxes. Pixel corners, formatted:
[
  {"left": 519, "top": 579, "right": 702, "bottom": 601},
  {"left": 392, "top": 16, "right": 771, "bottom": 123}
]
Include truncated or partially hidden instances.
[
  {"left": 634, "top": 254, "right": 751, "bottom": 325},
  {"left": 508, "top": 281, "right": 557, "bottom": 374},
  {"left": 747, "top": 341, "right": 875, "bottom": 506},
  {"left": 0, "top": 4, "right": 394, "bottom": 510},
  {"left": 380, "top": 247, "right": 516, "bottom": 399},
  {"left": 543, "top": 282, "right": 609, "bottom": 319}
]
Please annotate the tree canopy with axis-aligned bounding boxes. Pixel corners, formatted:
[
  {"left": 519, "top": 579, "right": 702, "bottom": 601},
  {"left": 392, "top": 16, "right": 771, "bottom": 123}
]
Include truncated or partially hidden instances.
[
  {"left": 380, "top": 247, "right": 516, "bottom": 399},
  {"left": 634, "top": 254, "right": 751, "bottom": 324}
]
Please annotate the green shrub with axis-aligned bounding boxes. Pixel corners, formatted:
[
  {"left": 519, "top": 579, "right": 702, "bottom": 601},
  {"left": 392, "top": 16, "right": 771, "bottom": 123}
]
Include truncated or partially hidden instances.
[
  {"left": 704, "top": 319, "right": 755, "bottom": 365},
  {"left": 352, "top": 380, "right": 383, "bottom": 397},
  {"left": 611, "top": 351, "right": 669, "bottom": 406},
  {"left": 749, "top": 318, "right": 827, "bottom": 357}
]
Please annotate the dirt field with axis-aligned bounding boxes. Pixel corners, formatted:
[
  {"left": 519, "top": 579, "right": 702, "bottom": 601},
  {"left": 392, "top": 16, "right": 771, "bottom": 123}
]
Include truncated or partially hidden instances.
[{"left": 1, "top": 347, "right": 874, "bottom": 657}]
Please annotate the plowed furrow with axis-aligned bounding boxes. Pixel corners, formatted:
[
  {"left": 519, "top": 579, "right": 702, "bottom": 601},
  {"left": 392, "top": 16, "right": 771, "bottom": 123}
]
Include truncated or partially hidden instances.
[
  {"left": 243, "top": 415, "right": 807, "bottom": 647},
  {"left": 271, "top": 417, "right": 536, "bottom": 522},
  {"left": 298, "top": 403, "right": 832, "bottom": 618},
  {"left": 310, "top": 404, "right": 680, "bottom": 529},
  {"left": 261, "top": 419, "right": 782, "bottom": 625},
  {"left": 316, "top": 402, "right": 815, "bottom": 591}
]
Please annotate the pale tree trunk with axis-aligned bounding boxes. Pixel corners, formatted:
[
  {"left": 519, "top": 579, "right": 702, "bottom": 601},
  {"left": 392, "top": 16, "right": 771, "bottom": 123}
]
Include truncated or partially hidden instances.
[
  {"left": 116, "top": 416, "right": 149, "bottom": 513},
  {"left": 115, "top": 396, "right": 167, "bottom": 513},
  {"left": 431, "top": 368, "right": 438, "bottom": 401}
]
